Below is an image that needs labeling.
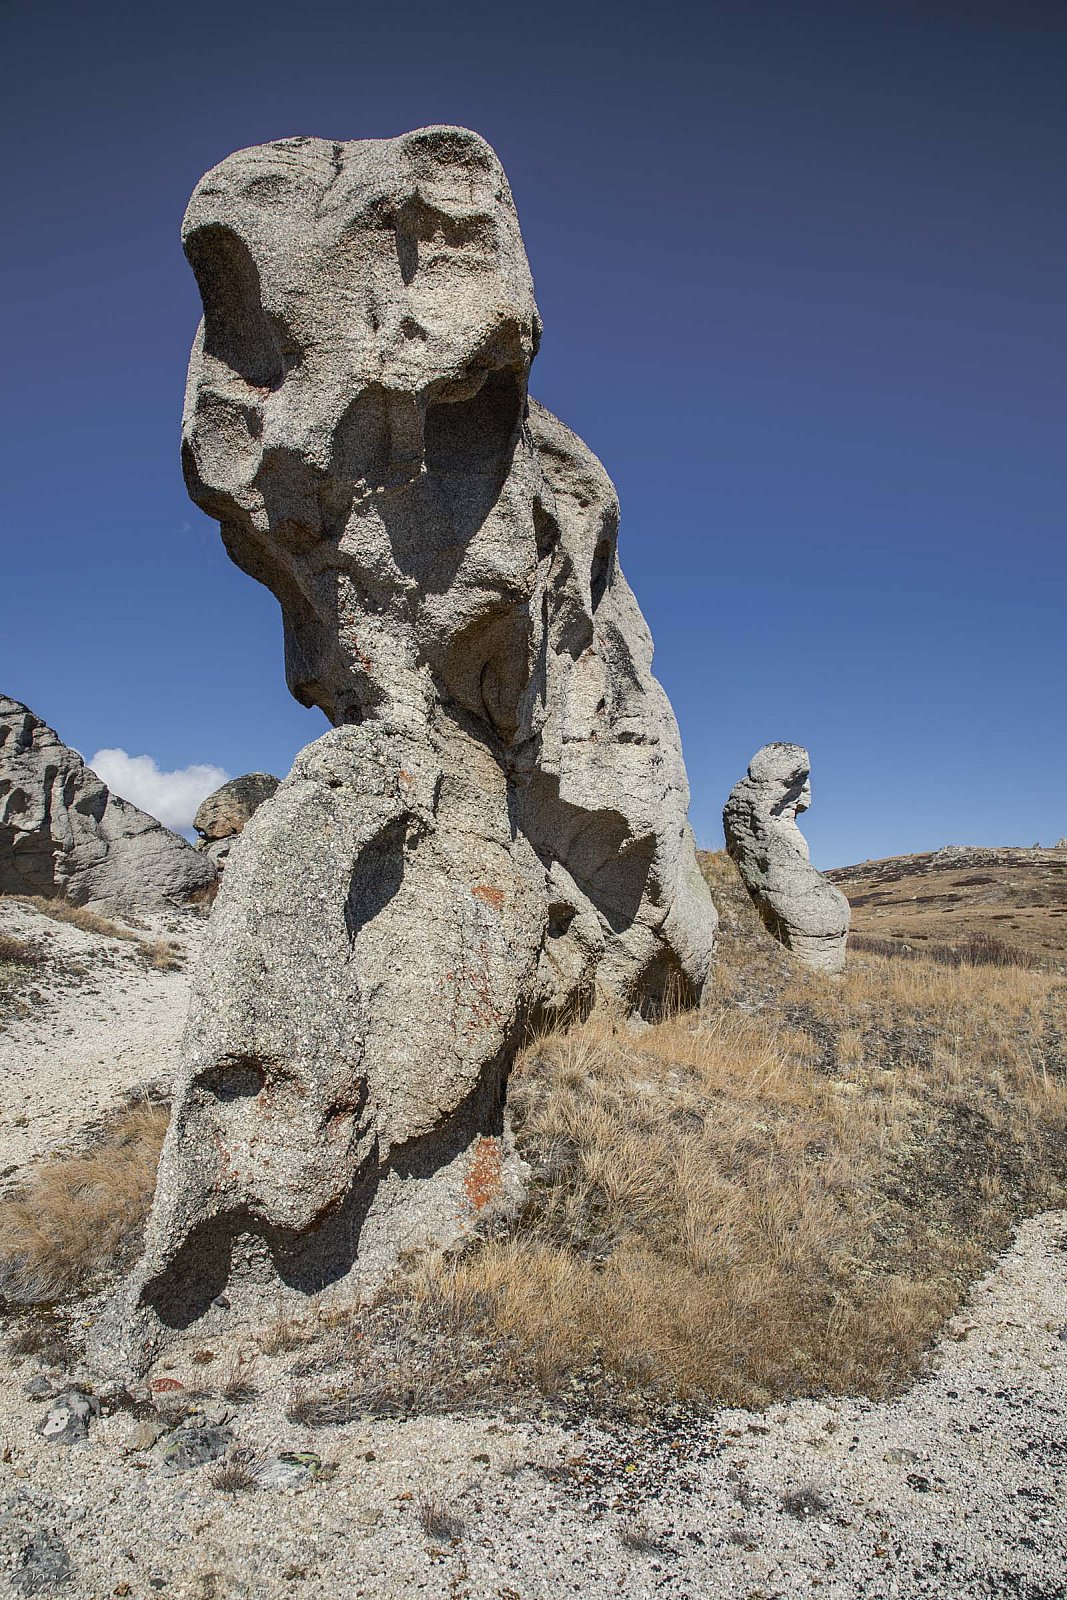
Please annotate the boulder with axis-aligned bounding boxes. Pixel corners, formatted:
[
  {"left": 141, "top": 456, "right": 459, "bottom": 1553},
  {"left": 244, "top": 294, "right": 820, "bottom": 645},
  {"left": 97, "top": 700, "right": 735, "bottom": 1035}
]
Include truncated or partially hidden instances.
[
  {"left": 723, "top": 743, "right": 849, "bottom": 972},
  {"left": 0, "top": 696, "right": 216, "bottom": 912},
  {"left": 113, "top": 127, "right": 716, "bottom": 1360},
  {"left": 193, "top": 772, "right": 279, "bottom": 869}
]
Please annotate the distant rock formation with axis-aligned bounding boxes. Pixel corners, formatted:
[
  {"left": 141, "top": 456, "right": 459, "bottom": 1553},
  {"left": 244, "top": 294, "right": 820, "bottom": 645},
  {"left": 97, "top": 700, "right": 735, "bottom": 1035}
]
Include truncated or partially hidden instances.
[
  {"left": 193, "top": 772, "right": 279, "bottom": 870},
  {"left": 723, "top": 743, "right": 849, "bottom": 973},
  {"left": 114, "top": 126, "right": 717, "bottom": 1360},
  {"left": 0, "top": 696, "right": 216, "bottom": 913}
]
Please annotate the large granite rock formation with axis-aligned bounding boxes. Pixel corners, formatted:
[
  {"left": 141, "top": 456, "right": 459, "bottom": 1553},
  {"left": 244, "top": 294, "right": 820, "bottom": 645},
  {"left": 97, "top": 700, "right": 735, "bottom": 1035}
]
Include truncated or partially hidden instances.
[
  {"left": 193, "top": 772, "right": 279, "bottom": 870},
  {"left": 118, "top": 127, "right": 716, "bottom": 1358},
  {"left": 0, "top": 696, "right": 216, "bottom": 912},
  {"left": 723, "top": 743, "right": 849, "bottom": 973}
]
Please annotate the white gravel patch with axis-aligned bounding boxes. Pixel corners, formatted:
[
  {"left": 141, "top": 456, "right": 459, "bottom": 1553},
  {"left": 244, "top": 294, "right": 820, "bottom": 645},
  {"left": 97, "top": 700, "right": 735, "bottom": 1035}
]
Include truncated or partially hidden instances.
[{"left": 0, "top": 898, "right": 201, "bottom": 1185}]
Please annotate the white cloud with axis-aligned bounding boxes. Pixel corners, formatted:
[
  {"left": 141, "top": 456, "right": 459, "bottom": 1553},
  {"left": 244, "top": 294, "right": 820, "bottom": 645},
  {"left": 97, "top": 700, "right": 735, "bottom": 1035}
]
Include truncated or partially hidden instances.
[{"left": 89, "top": 748, "right": 230, "bottom": 833}]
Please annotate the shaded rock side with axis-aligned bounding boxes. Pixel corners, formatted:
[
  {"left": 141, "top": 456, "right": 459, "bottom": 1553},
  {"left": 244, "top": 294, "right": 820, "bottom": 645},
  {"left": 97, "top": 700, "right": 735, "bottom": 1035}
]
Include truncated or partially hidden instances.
[
  {"left": 193, "top": 772, "right": 279, "bottom": 869},
  {"left": 723, "top": 743, "right": 849, "bottom": 973},
  {"left": 114, "top": 126, "right": 717, "bottom": 1359},
  {"left": 0, "top": 696, "right": 216, "bottom": 912}
]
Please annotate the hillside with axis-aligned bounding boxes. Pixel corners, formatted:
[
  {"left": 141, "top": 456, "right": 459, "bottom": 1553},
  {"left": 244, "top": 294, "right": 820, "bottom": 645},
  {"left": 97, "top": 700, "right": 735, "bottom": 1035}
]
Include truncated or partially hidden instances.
[{"left": 826, "top": 844, "right": 1067, "bottom": 966}]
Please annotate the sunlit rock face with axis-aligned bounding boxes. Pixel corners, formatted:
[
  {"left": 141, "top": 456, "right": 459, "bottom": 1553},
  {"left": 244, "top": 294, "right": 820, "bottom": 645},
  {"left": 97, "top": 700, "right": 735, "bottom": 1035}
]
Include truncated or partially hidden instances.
[
  {"left": 193, "top": 772, "right": 279, "bottom": 871},
  {"left": 117, "top": 128, "right": 716, "bottom": 1359},
  {"left": 0, "top": 695, "right": 215, "bottom": 911},
  {"left": 723, "top": 742, "right": 849, "bottom": 973}
]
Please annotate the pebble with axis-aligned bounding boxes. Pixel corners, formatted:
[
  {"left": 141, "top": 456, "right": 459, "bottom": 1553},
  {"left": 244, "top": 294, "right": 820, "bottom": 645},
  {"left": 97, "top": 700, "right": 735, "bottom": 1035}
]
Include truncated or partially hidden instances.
[
  {"left": 34, "top": 1392, "right": 96, "bottom": 1447},
  {"left": 158, "top": 1424, "right": 233, "bottom": 1474}
]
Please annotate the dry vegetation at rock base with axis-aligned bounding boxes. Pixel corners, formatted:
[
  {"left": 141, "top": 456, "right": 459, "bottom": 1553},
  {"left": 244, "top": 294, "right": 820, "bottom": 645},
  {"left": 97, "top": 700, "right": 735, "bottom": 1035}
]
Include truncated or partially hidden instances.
[
  {"left": 0, "top": 1104, "right": 168, "bottom": 1305},
  {"left": 402, "top": 853, "right": 1066, "bottom": 1407},
  {"left": 2, "top": 852, "right": 1064, "bottom": 1421}
]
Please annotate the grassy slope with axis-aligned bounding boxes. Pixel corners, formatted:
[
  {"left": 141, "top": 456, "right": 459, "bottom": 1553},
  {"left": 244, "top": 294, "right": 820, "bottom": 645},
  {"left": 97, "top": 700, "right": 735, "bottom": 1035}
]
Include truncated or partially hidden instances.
[
  {"left": 826, "top": 846, "right": 1067, "bottom": 967},
  {"left": 404, "top": 853, "right": 1066, "bottom": 1407}
]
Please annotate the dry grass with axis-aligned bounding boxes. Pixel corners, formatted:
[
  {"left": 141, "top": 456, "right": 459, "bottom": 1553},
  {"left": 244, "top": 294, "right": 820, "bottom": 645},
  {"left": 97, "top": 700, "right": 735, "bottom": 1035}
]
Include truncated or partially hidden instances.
[
  {"left": 220, "top": 1347, "right": 259, "bottom": 1402},
  {"left": 0, "top": 931, "right": 47, "bottom": 969},
  {"left": 0, "top": 1103, "right": 169, "bottom": 1302},
  {"left": 208, "top": 1446, "right": 267, "bottom": 1493},
  {"left": 416, "top": 1494, "right": 466, "bottom": 1542},
  {"left": 2, "top": 851, "right": 1063, "bottom": 1417},
  {"left": 5, "top": 1309, "right": 78, "bottom": 1369},
  {"left": 400, "top": 854, "right": 1066, "bottom": 1406},
  {"left": 849, "top": 929, "right": 1043, "bottom": 970},
  {"left": 5, "top": 894, "right": 139, "bottom": 941},
  {"left": 139, "top": 938, "right": 185, "bottom": 972},
  {"left": 258, "top": 1308, "right": 316, "bottom": 1355}
]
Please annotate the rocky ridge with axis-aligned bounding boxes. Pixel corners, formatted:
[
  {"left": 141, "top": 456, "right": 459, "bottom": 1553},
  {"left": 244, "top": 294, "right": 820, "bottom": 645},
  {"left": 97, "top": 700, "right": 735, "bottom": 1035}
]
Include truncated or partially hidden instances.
[{"left": 0, "top": 697, "right": 216, "bottom": 913}]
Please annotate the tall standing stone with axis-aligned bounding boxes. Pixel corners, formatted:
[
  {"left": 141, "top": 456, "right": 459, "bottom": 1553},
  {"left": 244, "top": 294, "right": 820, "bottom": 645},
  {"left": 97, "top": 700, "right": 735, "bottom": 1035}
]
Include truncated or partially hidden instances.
[
  {"left": 723, "top": 742, "right": 849, "bottom": 972},
  {"left": 115, "top": 128, "right": 716, "bottom": 1361}
]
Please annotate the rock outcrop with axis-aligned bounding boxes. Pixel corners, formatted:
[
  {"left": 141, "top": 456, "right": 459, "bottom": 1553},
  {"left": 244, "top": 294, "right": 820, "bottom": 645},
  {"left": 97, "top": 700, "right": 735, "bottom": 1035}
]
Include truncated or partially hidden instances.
[
  {"left": 193, "top": 772, "right": 279, "bottom": 869},
  {"left": 0, "top": 697, "right": 216, "bottom": 912},
  {"left": 117, "top": 127, "right": 716, "bottom": 1357},
  {"left": 723, "top": 743, "right": 849, "bottom": 972}
]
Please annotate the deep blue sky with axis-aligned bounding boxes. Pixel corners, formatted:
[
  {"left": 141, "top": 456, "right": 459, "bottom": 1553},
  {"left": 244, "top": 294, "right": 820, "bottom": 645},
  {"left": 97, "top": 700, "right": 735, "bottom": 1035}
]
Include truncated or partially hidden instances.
[{"left": 2, "top": 0, "right": 1064, "bottom": 865}]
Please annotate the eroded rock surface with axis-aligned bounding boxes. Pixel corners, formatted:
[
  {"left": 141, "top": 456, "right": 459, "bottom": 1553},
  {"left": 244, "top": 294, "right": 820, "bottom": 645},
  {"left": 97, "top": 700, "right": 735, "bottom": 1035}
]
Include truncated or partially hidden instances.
[
  {"left": 118, "top": 127, "right": 716, "bottom": 1357},
  {"left": 0, "top": 696, "right": 216, "bottom": 912},
  {"left": 723, "top": 743, "right": 849, "bottom": 972},
  {"left": 193, "top": 771, "right": 279, "bottom": 869}
]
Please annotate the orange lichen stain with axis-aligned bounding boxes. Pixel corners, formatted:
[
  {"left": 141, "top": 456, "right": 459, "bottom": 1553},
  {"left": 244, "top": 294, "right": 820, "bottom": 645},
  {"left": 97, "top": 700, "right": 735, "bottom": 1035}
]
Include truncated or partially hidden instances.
[
  {"left": 465, "top": 1136, "right": 503, "bottom": 1212},
  {"left": 471, "top": 885, "right": 505, "bottom": 912}
]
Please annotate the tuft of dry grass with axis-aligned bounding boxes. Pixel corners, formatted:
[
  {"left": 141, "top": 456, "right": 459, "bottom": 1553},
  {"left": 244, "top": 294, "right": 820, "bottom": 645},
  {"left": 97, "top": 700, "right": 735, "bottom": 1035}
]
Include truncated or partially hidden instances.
[
  {"left": 781, "top": 1485, "right": 832, "bottom": 1519},
  {"left": 5, "top": 1310, "right": 78, "bottom": 1369},
  {"left": 416, "top": 1495, "right": 466, "bottom": 1542},
  {"left": 0, "top": 1103, "right": 169, "bottom": 1302},
  {"left": 208, "top": 1446, "right": 266, "bottom": 1493},
  {"left": 285, "top": 1384, "right": 360, "bottom": 1428},
  {"left": 258, "top": 1309, "right": 315, "bottom": 1355},
  {"left": 400, "top": 854, "right": 1066, "bottom": 1407},
  {"left": 220, "top": 1347, "right": 259, "bottom": 1402},
  {"left": 620, "top": 1520, "right": 665, "bottom": 1553},
  {"left": 0, "top": 931, "right": 47, "bottom": 969},
  {"left": 139, "top": 938, "right": 185, "bottom": 972}
]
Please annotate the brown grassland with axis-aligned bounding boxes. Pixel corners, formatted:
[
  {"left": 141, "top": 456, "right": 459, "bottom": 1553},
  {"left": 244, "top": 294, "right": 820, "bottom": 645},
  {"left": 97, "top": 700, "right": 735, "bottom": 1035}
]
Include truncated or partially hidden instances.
[
  {"left": 396, "top": 853, "right": 1066, "bottom": 1405},
  {"left": 2, "top": 852, "right": 1065, "bottom": 1413},
  {"left": 828, "top": 845, "right": 1067, "bottom": 967}
]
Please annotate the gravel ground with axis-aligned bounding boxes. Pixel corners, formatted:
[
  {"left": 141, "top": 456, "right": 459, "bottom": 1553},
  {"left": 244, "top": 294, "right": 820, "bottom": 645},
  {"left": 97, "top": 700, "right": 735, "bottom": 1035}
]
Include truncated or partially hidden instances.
[
  {"left": 0, "top": 899, "right": 201, "bottom": 1185},
  {"left": 0, "top": 1212, "right": 1064, "bottom": 1599}
]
